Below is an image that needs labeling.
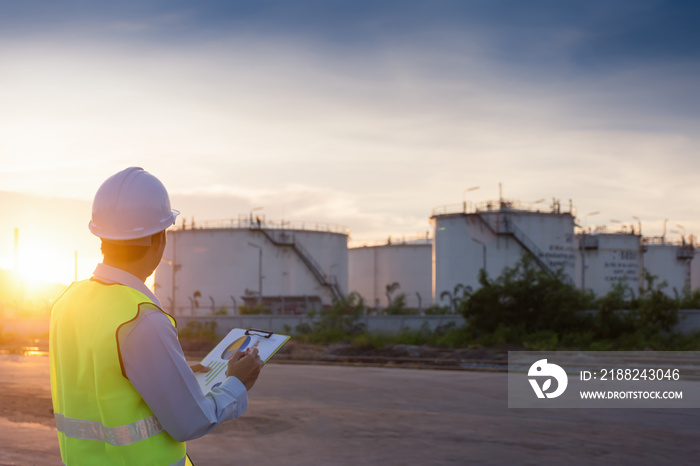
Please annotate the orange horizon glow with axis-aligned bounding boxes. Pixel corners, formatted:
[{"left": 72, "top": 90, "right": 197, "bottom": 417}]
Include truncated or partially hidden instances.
[{"left": 0, "top": 220, "right": 102, "bottom": 288}]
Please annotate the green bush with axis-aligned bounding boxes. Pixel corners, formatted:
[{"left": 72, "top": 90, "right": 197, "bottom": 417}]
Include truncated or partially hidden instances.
[
  {"left": 423, "top": 304, "right": 451, "bottom": 315},
  {"left": 294, "top": 292, "right": 367, "bottom": 344},
  {"left": 213, "top": 306, "right": 229, "bottom": 316},
  {"left": 394, "top": 323, "right": 436, "bottom": 346},
  {"left": 239, "top": 302, "right": 272, "bottom": 315},
  {"left": 351, "top": 332, "right": 390, "bottom": 350},
  {"left": 679, "top": 286, "right": 700, "bottom": 309},
  {"left": 460, "top": 256, "right": 592, "bottom": 336},
  {"left": 288, "top": 262, "right": 697, "bottom": 352},
  {"left": 383, "top": 293, "right": 420, "bottom": 315},
  {"left": 633, "top": 272, "right": 678, "bottom": 333}
]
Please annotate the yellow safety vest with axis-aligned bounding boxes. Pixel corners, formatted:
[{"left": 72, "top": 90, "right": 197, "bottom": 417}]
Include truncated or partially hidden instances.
[{"left": 50, "top": 279, "right": 190, "bottom": 466}]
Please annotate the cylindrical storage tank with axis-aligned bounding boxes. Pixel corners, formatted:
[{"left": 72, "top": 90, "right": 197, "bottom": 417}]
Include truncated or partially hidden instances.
[
  {"left": 642, "top": 241, "right": 693, "bottom": 298},
  {"left": 575, "top": 233, "right": 642, "bottom": 297},
  {"left": 155, "top": 224, "right": 348, "bottom": 316},
  {"left": 692, "top": 250, "right": 700, "bottom": 291},
  {"left": 431, "top": 213, "right": 483, "bottom": 309},
  {"left": 349, "top": 240, "right": 432, "bottom": 312},
  {"left": 432, "top": 200, "right": 576, "bottom": 307}
]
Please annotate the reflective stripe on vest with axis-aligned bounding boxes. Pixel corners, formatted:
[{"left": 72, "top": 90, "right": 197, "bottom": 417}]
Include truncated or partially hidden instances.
[
  {"left": 62, "top": 455, "right": 187, "bottom": 466},
  {"left": 54, "top": 413, "right": 165, "bottom": 446}
]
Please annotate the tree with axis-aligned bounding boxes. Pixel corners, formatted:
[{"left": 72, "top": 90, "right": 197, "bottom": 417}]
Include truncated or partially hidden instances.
[
  {"left": 385, "top": 282, "right": 400, "bottom": 307},
  {"left": 460, "top": 255, "right": 591, "bottom": 335},
  {"left": 634, "top": 271, "right": 678, "bottom": 333},
  {"left": 440, "top": 284, "right": 472, "bottom": 313},
  {"left": 593, "top": 280, "right": 634, "bottom": 338}
]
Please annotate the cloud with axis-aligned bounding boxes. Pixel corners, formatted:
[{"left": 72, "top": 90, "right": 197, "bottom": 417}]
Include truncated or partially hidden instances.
[
  {"left": 1, "top": 1, "right": 699, "bottom": 243},
  {"left": 170, "top": 182, "right": 426, "bottom": 244}
]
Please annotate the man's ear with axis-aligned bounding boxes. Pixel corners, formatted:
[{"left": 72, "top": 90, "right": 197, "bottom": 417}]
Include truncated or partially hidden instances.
[{"left": 152, "top": 230, "right": 166, "bottom": 249}]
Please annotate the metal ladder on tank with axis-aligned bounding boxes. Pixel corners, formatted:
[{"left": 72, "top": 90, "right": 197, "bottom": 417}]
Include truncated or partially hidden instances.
[
  {"left": 253, "top": 226, "right": 344, "bottom": 301},
  {"left": 475, "top": 213, "right": 566, "bottom": 281}
]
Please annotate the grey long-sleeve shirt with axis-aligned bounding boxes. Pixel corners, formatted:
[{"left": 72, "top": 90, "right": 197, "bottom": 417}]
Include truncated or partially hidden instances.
[{"left": 94, "top": 263, "right": 247, "bottom": 442}]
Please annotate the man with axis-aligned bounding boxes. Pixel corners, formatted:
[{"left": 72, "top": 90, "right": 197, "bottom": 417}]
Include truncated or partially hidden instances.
[{"left": 50, "top": 167, "right": 263, "bottom": 465}]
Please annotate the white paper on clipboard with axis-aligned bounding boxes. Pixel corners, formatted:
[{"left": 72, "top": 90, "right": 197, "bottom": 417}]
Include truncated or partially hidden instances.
[{"left": 195, "top": 328, "right": 290, "bottom": 395}]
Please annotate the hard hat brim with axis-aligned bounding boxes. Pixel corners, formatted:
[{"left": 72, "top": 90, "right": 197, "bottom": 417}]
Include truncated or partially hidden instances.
[{"left": 90, "top": 209, "right": 180, "bottom": 242}]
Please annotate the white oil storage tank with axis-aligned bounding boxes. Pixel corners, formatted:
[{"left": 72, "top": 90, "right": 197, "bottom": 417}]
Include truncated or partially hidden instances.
[
  {"left": 349, "top": 236, "right": 432, "bottom": 313},
  {"left": 154, "top": 218, "right": 348, "bottom": 316},
  {"left": 692, "top": 249, "right": 700, "bottom": 291},
  {"left": 575, "top": 231, "right": 642, "bottom": 297},
  {"left": 431, "top": 199, "right": 576, "bottom": 306},
  {"left": 641, "top": 239, "right": 693, "bottom": 298}
]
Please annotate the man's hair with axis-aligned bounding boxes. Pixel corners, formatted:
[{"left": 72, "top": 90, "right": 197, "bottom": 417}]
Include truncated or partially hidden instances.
[{"left": 100, "top": 231, "right": 163, "bottom": 264}]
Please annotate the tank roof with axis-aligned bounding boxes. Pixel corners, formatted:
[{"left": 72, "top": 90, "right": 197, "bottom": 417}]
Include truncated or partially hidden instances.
[
  {"left": 349, "top": 233, "right": 432, "bottom": 249},
  {"left": 576, "top": 230, "right": 640, "bottom": 237},
  {"left": 642, "top": 236, "right": 695, "bottom": 248},
  {"left": 173, "top": 216, "right": 349, "bottom": 236},
  {"left": 431, "top": 198, "right": 575, "bottom": 218}
]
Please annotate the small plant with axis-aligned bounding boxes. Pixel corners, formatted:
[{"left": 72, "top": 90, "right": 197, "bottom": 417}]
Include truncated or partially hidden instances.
[
  {"left": 213, "top": 305, "right": 229, "bottom": 316},
  {"left": 239, "top": 302, "right": 272, "bottom": 315},
  {"left": 178, "top": 320, "right": 218, "bottom": 342},
  {"left": 294, "top": 292, "right": 367, "bottom": 344},
  {"left": 384, "top": 293, "right": 418, "bottom": 315},
  {"left": 424, "top": 304, "right": 451, "bottom": 315}
]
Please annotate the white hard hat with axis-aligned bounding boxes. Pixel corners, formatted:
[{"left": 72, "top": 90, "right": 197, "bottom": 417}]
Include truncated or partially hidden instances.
[{"left": 89, "top": 167, "right": 179, "bottom": 243}]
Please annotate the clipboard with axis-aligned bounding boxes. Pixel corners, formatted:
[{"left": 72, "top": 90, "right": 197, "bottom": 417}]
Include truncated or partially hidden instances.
[{"left": 195, "top": 328, "right": 290, "bottom": 394}]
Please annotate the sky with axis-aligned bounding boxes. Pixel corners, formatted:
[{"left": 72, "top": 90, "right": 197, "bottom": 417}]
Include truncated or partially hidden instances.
[{"left": 1, "top": 0, "right": 699, "bottom": 285}]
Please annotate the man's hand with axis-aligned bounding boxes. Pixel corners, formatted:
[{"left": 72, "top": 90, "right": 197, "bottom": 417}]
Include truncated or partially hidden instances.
[{"left": 226, "top": 348, "right": 263, "bottom": 391}]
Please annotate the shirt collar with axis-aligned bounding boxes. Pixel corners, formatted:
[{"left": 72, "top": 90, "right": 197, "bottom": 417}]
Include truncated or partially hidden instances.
[{"left": 92, "top": 263, "right": 162, "bottom": 308}]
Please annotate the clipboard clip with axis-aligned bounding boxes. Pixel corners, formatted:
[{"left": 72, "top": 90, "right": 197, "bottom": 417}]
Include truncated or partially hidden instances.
[{"left": 245, "top": 328, "right": 273, "bottom": 338}]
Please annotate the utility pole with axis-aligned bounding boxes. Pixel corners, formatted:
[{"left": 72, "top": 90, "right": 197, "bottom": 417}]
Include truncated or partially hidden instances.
[
  {"left": 159, "top": 235, "right": 181, "bottom": 315},
  {"left": 13, "top": 228, "right": 19, "bottom": 275},
  {"left": 14, "top": 228, "right": 24, "bottom": 313},
  {"left": 248, "top": 242, "right": 263, "bottom": 305}
]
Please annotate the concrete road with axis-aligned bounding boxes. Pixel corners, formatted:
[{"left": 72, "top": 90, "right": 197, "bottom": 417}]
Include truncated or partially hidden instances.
[{"left": 0, "top": 355, "right": 698, "bottom": 465}]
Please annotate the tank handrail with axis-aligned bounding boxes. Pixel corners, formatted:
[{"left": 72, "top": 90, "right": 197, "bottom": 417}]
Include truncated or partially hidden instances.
[
  {"left": 349, "top": 233, "right": 433, "bottom": 248},
  {"left": 576, "top": 225, "right": 641, "bottom": 236},
  {"left": 431, "top": 198, "right": 575, "bottom": 217},
  {"left": 175, "top": 217, "right": 350, "bottom": 236},
  {"left": 642, "top": 236, "right": 695, "bottom": 248}
]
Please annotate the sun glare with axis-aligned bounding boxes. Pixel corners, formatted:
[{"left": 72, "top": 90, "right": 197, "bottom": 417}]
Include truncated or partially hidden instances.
[
  {"left": 16, "top": 244, "right": 74, "bottom": 286},
  {"left": 0, "top": 240, "right": 76, "bottom": 317},
  {"left": 7, "top": 229, "right": 91, "bottom": 289}
]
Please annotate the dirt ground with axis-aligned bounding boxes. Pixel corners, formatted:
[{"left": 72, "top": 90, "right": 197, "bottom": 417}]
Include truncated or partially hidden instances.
[
  {"left": 1, "top": 354, "right": 699, "bottom": 466},
  {"left": 188, "top": 339, "right": 506, "bottom": 359}
]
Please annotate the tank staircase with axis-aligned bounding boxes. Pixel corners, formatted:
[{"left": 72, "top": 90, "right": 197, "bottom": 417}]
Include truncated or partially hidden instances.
[
  {"left": 253, "top": 226, "right": 344, "bottom": 300},
  {"left": 475, "top": 213, "right": 570, "bottom": 282},
  {"left": 677, "top": 245, "right": 694, "bottom": 260}
]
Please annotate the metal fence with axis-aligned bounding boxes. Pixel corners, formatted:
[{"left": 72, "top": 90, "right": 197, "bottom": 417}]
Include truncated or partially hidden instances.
[
  {"left": 7, "top": 310, "right": 700, "bottom": 339},
  {"left": 177, "top": 216, "right": 349, "bottom": 236},
  {"left": 175, "top": 314, "right": 466, "bottom": 338}
]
